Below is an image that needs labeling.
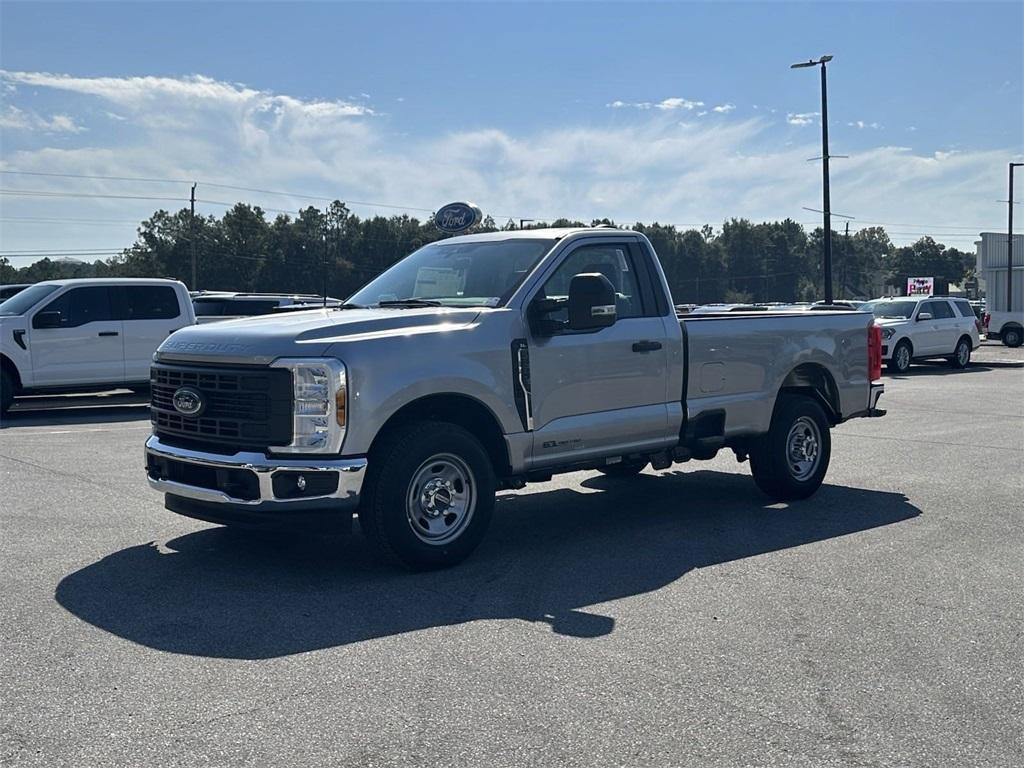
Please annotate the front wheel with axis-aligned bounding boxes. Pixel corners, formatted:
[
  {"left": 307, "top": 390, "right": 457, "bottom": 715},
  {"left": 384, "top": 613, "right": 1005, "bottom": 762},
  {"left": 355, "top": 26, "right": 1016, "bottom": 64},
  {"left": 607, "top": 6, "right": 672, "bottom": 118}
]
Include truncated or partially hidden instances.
[
  {"left": 949, "top": 337, "right": 971, "bottom": 369},
  {"left": 358, "top": 421, "right": 496, "bottom": 570},
  {"left": 749, "top": 394, "right": 831, "bottom": 501},
  {"left": 1003, "top": 326, "right": 1023, "bottom": 348}
]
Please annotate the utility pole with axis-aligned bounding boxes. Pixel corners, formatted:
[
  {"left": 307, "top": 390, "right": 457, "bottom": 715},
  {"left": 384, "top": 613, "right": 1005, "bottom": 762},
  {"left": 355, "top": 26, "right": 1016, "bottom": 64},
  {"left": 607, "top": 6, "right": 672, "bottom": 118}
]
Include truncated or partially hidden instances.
[
  {"left": 1008, "top": 163, "right": 1022, "bottom": 312},
  {"left": 791, "top": 55, "right": 835, "bottom": 304},
  {"left": 844, "top": 220, "right": 850, "bottom": 298},
  {"left": 190, "top": 183, "right": 197, "bottom": 291}
]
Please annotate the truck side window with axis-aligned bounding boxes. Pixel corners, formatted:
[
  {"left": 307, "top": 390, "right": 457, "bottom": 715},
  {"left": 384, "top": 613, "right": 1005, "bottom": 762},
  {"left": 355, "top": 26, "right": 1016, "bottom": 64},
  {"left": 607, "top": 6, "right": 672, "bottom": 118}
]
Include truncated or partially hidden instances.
[
  {"left": 34, "top": 287, "right": 114, "bottom": 328},
  {"left": 117, "top": 286, "right": 181, "bottom": 320},
  {"left": 540, "top": 244, "right": 645, "bottom": 322}
]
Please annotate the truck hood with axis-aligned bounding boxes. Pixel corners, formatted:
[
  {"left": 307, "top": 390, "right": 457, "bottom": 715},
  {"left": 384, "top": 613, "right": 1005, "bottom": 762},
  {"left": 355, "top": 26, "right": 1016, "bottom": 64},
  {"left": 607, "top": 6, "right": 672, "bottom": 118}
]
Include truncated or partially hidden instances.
[{"left": 156, "top": 306, "right": 482, "bottom": 365}]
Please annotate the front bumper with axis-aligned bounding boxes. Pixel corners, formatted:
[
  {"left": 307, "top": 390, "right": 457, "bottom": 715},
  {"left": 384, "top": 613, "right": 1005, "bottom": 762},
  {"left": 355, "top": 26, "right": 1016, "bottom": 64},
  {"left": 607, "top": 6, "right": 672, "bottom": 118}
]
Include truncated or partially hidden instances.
[{"left": 145, "top": 435, "right": 366, "bottom": 529}]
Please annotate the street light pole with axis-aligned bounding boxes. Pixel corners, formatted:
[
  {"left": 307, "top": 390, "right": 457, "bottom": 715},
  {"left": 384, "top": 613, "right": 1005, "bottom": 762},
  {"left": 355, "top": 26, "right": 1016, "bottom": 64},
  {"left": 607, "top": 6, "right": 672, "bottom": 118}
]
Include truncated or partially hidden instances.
[
  {"left": 1008, "top": 163, "right": 1022, "bottom": 313},
  {"left": 792, "top": 55, "right": 835, "bottom": 304}
]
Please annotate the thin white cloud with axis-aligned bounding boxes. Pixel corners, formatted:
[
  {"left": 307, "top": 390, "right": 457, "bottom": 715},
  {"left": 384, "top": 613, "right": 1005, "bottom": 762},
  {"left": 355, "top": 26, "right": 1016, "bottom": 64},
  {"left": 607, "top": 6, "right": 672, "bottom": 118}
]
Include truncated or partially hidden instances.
[
  {"left": 0, "top": 70, "right": 1013, "bottom": 251},
  {"left": 787, "top": 112, "right": 819, "bottom": 126},
  {"left": 655, "top": 97, "right": 703, "bottom": 111},
  {"left": 0, "top": 70, "right": 374, "bottom": 120},
  {"left": 607, "top": 97, "right": 704, "bottom": 111},
  {"left": 711, "top": 103, "right": 736, "bottom": 113},
  {"left": 0, "top": 106, "right": 85, "bottom": 133}
]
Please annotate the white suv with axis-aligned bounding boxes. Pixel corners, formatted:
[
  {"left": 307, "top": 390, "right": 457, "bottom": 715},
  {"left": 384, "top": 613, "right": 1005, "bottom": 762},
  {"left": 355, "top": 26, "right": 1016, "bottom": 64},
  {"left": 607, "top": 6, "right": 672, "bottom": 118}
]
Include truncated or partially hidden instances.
[{"left": 862, "top": 296, "right": 980, "bottom": 374}]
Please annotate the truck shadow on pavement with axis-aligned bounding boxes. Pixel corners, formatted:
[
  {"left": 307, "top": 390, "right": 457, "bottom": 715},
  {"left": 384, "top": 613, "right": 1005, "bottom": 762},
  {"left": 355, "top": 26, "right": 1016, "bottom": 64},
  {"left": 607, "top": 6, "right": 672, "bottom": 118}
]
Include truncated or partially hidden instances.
[
  {"left": 55, "top": 470, "right": 920, "bottom": 659},
  {"left": 0, "top": 392, "right": 150, "bottom": 429}
]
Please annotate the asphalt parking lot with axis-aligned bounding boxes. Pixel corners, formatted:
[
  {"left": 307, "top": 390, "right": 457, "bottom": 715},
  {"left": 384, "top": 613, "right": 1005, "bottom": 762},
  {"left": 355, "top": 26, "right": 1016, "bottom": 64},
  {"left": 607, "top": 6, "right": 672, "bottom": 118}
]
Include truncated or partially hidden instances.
[{"left": 2, "top": 343, "right": 1022, "bottom": 767}]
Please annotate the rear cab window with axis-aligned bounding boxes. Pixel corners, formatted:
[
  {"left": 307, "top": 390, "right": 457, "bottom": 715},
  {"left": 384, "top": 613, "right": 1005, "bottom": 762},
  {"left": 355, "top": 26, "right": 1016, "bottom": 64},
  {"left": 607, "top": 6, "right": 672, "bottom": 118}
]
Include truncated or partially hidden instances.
[{"left": 116, "top": 285, "right": 182, "bottom": 320}]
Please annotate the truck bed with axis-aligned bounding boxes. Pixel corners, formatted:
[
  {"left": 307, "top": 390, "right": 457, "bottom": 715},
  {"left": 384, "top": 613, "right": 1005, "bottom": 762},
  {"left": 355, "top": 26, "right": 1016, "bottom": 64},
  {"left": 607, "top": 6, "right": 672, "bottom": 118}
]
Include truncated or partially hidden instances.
[{"left": 679, "top": 310, "right": 874, "bottom": 439}]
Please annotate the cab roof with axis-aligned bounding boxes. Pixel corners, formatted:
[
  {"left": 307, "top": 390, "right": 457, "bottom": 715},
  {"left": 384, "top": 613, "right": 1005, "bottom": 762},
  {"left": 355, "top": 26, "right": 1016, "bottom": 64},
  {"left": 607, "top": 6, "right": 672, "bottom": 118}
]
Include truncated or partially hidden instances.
[
  {"left": 28, "top": 277, "right": 184, "bottom": 287},
  {"left": 437, "top": 227, "right": 637, "bottom": 244}
]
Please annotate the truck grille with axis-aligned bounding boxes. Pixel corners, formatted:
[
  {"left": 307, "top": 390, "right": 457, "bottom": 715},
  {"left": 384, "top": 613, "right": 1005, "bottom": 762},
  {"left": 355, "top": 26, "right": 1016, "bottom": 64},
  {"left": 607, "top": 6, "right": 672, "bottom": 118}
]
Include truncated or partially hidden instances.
[{"left": 150, "top": 363, "right": 293, "bottom": 451}]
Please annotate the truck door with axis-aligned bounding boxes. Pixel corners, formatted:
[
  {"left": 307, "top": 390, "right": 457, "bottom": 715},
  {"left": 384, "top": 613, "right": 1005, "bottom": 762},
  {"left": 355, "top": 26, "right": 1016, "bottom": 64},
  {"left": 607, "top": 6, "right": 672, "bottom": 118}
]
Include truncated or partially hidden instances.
[
  {"left": 29, "top": 286, "right": 124, "bottom": 387},
  {"left": 115, "top": 285, "right": 188, "bottom": 382},
  {"left": 524, "top": 240, "right": 673, "bottom": 468}
]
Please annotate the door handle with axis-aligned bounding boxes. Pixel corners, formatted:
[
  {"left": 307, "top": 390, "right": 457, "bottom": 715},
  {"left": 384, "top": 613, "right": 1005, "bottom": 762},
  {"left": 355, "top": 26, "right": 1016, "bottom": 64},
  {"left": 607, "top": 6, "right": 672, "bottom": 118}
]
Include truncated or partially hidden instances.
[
  {"left": 632, "top": 340, "right": 662, "bottom": 353},
  {"left": 98, "top": 331, "right": 119, "bottom": 337}
]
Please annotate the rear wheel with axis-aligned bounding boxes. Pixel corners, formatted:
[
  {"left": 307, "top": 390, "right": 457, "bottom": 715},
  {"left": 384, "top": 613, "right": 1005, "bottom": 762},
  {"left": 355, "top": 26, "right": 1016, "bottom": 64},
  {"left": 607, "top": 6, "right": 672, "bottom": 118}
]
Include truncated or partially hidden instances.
[
  {"left": 888, "top": 340, "right": 912, "bottom": 374},
  {"left": 358, "top": 421, "right": 496, "bottom": 570},
  {"left": 596, "top": 460, "right": 649, "bottom": 478},
  {"left": 0, "top": 367, "right": 14, "bottom": 415},
  {"left": 749, "top": 394, "right": 831, "bottom": 501},
  {"left": 949, "top": 337, "right": 971, "bottom": 369},
  {"left": 1003, "top": 326, "right": 1023, "bottom": 348}
]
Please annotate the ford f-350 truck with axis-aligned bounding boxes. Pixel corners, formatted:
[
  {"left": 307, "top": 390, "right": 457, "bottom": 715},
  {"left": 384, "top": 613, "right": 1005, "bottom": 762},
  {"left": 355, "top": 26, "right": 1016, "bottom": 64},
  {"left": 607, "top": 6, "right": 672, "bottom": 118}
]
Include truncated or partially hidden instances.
[{"left": 144, "top": 227, "right": 885, "bottom": 569}]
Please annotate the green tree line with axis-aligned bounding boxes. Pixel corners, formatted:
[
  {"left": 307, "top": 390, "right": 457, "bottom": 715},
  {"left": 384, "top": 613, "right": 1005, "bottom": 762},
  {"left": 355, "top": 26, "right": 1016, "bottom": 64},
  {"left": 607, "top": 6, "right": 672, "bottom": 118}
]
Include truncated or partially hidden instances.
[{"left": 0, "top": 201, "right": 977, "bottom": 304}]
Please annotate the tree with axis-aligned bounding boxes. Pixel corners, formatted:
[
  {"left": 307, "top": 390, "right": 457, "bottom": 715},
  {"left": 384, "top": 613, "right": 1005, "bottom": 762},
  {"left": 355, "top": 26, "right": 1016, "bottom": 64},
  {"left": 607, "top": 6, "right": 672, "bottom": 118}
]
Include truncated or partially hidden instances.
[{"left": 887, "top": 236, "right": 968, "bottom": 291}]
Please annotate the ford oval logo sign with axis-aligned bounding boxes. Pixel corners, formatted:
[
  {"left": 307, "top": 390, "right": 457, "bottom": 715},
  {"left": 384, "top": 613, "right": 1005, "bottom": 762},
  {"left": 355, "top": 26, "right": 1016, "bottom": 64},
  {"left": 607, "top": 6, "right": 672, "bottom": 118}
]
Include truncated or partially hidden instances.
[
  {"left": 172, "top": 387, "right": 205, "bottom": 417},
  {"left": 434, "top": 201, "right": 483, "bottom": 234}
]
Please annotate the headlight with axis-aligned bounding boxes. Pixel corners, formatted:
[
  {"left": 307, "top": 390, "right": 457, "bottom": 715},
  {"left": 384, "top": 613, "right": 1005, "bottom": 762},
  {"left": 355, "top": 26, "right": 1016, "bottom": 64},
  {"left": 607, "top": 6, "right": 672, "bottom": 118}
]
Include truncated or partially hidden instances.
[
  {"left": 881, "top": 327, "right": 895, "bottom": 340},
  {"left": 270, "top": 358, "right": 346, "bottom": 454}
]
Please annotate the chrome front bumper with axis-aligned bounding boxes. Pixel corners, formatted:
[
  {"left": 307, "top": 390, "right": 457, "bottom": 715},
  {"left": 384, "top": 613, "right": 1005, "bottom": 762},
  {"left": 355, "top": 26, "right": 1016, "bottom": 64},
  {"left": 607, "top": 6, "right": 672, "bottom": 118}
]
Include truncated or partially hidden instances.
[{"left": 145, "top": 435, "right": 366, "bottom": 509}]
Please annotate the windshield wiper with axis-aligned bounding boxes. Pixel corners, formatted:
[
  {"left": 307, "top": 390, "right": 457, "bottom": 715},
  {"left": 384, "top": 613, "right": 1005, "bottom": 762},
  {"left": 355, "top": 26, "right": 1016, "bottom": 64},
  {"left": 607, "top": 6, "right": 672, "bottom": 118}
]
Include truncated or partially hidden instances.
[
  {"left": 377, "top": 298, "right": 444, "bottom": 308},
  {"left": 333, "top": 302, "right": 367, "bottom": 310}
]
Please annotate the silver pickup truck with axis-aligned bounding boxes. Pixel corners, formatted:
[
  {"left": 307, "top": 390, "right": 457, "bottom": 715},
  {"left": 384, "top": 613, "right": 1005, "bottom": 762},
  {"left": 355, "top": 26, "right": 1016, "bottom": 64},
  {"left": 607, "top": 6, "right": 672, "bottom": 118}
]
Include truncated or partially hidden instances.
[{"left": 145, "top": 227, "right": 885, "bottom": 569}]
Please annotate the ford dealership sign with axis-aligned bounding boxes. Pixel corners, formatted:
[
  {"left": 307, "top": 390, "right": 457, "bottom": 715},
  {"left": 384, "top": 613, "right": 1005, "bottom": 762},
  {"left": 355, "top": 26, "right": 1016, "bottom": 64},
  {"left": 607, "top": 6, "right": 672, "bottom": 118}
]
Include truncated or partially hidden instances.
[{"left": 434, "top": 202, "right": 483, "bottom": 234}]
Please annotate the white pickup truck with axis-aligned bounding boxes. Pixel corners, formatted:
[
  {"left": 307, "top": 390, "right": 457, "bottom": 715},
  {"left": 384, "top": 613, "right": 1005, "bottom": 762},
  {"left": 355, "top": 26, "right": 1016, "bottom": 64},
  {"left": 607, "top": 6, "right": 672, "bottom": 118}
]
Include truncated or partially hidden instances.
[
  {"left": 0, "top": 278, "right": 195, "bottom": 414},
  {"left": 144, "top": 227, "right": 886, "bottom": 569}
]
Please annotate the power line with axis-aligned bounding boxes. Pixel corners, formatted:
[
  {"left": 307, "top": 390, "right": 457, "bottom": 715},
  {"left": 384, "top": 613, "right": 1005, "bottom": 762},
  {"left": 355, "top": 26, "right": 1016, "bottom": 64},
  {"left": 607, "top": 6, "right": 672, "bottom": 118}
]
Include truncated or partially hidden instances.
[
  {"left": 0, "top": 170, "right": 193, "bottom": 185},
  {"left": 0, "top": 216, "right": 143, "bottom": 225},
  {"left": 0, "top": 189, "right": 188, "bottom": 202}
]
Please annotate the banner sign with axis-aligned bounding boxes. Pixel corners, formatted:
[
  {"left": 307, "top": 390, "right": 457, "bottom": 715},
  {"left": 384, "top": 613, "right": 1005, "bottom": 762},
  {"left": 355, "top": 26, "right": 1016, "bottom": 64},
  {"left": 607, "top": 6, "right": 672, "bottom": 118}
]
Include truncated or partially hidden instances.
[
  {"left": 907, "top": 277, "right": 934, "bottom": 296},
  {"left": 434, "top": 202, "right": 483, "bottom": 234}
]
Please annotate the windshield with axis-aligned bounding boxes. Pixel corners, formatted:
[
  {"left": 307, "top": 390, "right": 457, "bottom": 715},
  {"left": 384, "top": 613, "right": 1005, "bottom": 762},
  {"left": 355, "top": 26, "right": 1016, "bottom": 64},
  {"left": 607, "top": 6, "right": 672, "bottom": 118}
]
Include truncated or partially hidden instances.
[
  {"left": 348, "top": 238, "right": 556, "bottom": 308},
  {"left": 864, "top": 300, "right": 917, "bottom": 319},
  {"left": 0, "top": 283, "right": 60, "bottom": 316}
]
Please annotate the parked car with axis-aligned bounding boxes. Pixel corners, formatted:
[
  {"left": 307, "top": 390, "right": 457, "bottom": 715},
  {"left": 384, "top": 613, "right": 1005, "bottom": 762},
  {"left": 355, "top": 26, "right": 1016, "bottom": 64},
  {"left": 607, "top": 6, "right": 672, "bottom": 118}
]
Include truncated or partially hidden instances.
[
  {"left": 144, "top": 227, "right": 885, "bottom": 570},
  {"left": 0, "top": 278, "right": 195, "bottom": 414},
  {"left": 0, "top": 284, "right": 30, "bottom": 302},
  {"left": 192, "top": 292, "right": 343, "bottom": 323},
  {"left": 861, "top": 296, "right": 980, "bottom": 373}
]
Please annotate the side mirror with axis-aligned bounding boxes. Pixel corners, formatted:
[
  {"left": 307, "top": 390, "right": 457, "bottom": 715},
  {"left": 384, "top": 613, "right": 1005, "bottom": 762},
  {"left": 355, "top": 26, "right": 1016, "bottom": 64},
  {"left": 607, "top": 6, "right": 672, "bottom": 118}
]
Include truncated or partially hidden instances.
[
  {"left": 568, "top": 273, "right": 617, "bottom": 331},
  {"left": 33, "top": 310, "right": 62, "bottom": 329},
  {"left": 916, "top": 312, "right": 932, "bottom": 322}
]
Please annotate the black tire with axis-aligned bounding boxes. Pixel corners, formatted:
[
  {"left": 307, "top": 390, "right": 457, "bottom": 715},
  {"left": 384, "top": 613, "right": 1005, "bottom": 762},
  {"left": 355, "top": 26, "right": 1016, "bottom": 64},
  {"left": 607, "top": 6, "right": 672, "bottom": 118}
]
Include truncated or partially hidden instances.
[
  {"left": 749, "top": 394, "right": 831, "bottom": 501},
  {"left": 596, "top": 460, "right": 649, "bottom": 478},
  {"left": 0, "top": 367, "right": 14, "bottom": 415},
  {"left": 358, "top": 421, "right": 496, "bottom": 570},
  {"left": 887, "top": 340, "right": 912, "bottom": 374},
  {"left": 1003, "top": 326, "right": 1023, "bottom": 348},
  {"left": 949, "top": 336, "right": 971, "bottom": 369}
]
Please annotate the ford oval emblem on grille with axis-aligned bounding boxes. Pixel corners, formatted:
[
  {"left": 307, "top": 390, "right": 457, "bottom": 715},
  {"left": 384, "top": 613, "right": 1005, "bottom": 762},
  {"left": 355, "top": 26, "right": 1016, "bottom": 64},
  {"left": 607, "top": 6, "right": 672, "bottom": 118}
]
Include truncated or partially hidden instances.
[{"left": 172, "top": 387, "right": 205, "bottom": 417}]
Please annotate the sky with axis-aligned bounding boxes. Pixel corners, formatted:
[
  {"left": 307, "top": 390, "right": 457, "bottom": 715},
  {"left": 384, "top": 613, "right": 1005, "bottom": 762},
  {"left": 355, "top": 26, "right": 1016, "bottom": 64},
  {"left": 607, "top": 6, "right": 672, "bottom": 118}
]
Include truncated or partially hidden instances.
[{"left": 1, "top": 0, "right": 1022, "bottom": 267}]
